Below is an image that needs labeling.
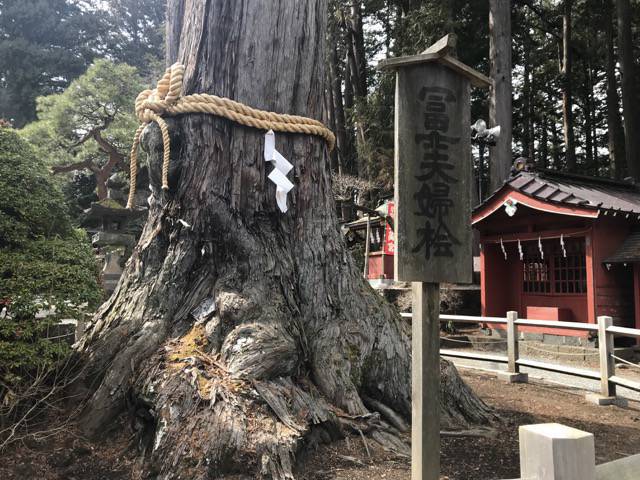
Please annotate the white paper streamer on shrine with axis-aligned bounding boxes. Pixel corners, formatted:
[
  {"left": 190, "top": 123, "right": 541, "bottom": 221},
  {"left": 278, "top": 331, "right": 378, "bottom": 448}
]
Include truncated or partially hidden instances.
[
  {"left": 518, "top": 239, "right": 523, "bottom": 260},
  {"left": 500, "top": 238, "right": 507, "bottom": 260},
  {"left": 538, "top": 236, "right": 544, "bottom": 260},
  {"left": 560, "top": 234, "right": 567, "bottom": 258},
  {"left": 264, "top": 130, "right": 294, "bottom": 213}
]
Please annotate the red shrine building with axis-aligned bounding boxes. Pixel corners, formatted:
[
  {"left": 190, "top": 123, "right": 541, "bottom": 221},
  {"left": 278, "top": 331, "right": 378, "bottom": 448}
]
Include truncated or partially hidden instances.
[
  {"left": 344, "top": 201, "right": 396, "bottom": 289},
  {"left": 473, "top": 168, "right": 640, "bottom": 338}
]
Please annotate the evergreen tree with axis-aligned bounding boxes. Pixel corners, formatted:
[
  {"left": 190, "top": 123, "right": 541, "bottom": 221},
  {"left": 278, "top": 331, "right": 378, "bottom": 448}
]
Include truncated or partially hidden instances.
[
  {"left": 0, "top": 0, "right": 101, "bottom": 127},
  {"left": 100, "top": 0, "right": 167, "bottom": 78},
  {"left": 20, "top": 60, "right": 145, "bottom": 202}
]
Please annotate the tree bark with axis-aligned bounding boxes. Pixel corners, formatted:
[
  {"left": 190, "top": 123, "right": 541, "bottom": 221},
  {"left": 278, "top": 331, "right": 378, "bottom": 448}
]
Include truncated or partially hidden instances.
[
  {"left": 77, "top": 1, "right": 494, "bottom": 478},
  {"left": 616, "top": 0, "right": 640, "bottom": 180},
  {"left": 561, "top": 0, "right": 576, "bottom": 171},
  {"left": 324, "top": 63, "right": 339, "bottom": 173},
  {"left": 489, "top": 0, "right": 513, "bottom": 192},
  {"left": 605, "top": 0, "right": 626, "bottom": 179}
]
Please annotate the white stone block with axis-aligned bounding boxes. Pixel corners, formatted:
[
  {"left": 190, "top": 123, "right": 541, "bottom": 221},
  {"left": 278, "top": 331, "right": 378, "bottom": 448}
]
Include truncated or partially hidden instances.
[
  {"left": 519, "top": 423, "right": 595, "bottom": 480},
  {"left": 596, "top": 453, "right": 640, "bottom": 480}
]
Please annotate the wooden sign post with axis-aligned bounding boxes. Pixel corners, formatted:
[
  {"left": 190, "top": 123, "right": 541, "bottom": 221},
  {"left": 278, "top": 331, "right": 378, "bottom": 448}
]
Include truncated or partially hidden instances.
[{"left": 379, "top": 35, "right": 490, "bottom": 480}]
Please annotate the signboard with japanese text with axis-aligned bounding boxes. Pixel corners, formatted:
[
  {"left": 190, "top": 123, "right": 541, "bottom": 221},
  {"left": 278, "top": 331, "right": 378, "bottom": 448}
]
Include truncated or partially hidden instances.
[{"left": 394, "top": 62, "right": 472, "bottom": 283}]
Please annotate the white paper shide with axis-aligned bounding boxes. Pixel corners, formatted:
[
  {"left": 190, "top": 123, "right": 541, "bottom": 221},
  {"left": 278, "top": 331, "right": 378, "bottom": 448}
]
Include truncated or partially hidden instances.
[{"left": 264, "top": 130, "right": 294, "bottom": 213}]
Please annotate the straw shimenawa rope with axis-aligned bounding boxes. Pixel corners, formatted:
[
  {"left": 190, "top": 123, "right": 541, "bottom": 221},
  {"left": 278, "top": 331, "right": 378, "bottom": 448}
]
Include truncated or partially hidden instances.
[{"left": 126, "top": 63, "right": 335, "bottom": 208}]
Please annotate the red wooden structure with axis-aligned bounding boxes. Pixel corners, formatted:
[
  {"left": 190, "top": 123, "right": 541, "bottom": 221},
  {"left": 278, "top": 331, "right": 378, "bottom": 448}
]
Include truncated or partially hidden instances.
[
  {"left": 344, "top": 201, "right": 396, "bottom": 288},
  {"left": 473, "top": 169, "right": 640, "bottom": 338}
]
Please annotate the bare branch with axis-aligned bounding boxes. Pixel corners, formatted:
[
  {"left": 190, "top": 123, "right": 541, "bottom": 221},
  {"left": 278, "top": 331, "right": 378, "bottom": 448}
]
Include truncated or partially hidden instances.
[
  {"left": 51, "top": 158, "right": 98, "bottom": 175},
  {"left": 92, "top": 130, "right": 125, "bottom": 167},
  {"left": 332, "top": 172, "right": 382, "bottom": 203}
]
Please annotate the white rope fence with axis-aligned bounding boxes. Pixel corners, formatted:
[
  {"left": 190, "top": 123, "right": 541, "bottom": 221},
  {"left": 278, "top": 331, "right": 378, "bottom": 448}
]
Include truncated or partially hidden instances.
[
  {"left": 611, "top": 354, "right": 640, "bottom": 370},
  {"left": 523, "top": 343, "right": 600, "bottom": 357}
]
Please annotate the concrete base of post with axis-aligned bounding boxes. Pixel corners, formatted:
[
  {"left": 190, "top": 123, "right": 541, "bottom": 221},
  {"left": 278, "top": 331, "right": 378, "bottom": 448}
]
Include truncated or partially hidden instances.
[
  {"left": 585, "top": 393, "right": 628, "bottom": 407},
  {"left": 498, "top": 371, "right": 528, "bottom": 383}
]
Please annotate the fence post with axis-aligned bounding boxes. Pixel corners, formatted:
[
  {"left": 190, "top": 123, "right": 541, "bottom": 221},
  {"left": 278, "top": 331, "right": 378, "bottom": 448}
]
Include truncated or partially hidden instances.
[
  {"left": 586, "top": 315, "right": 617, "bottom": 405},
  {"left": 498, "top": 311, "right": 528, "bottom": 383},
  {"left": 519, "top": 423, "right": 595, "bottom": 480}
]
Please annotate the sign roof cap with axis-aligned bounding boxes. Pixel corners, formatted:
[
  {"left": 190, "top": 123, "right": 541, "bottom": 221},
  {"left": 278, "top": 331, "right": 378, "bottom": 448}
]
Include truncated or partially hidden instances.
[{"left": 377, "top": 34, "right": 491, "bottom": 88}]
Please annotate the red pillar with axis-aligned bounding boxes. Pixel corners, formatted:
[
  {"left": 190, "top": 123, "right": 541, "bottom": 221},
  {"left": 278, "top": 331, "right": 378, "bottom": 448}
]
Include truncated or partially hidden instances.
[{"left": 585, "top": 231, "right": 596, "bottom": 325}]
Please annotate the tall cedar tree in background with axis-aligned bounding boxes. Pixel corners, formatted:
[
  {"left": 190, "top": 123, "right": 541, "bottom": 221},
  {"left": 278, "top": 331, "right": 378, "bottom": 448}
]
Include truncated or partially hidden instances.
[
  {"left": 604, "top": 0, "right": 626, "bottom": 179},
  {"left": 324, "top": 0, "right": 640, "bottom": 199},
  {"left": 2, "top": 0, "right": 640, "bottom": 197},
  {"left": 76, "top": 1, "right": 493, "bottom": 478},
  {"left": 0, "top": 0, "right": 99, "bottom": 127},
  {"left": 489, "top": 0, "right": 513, "bottom": 192},
  {"left": 0, "top": 0, "right": 166, "bottom": 127},
  {"left": 561, "top": 0, "right": 576, "bottom": 171},
  {"left": 101, "top": 0, "right": 166, "bottom": 78},
  {"left": 617, "top": 0, "right": 640, "bottom": 180}
]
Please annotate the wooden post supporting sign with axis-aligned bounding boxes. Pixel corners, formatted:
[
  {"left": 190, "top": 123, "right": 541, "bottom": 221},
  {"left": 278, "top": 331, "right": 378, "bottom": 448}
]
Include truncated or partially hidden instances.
[{"left": 379, "top": 34, "right": 490, "bottom": 480}]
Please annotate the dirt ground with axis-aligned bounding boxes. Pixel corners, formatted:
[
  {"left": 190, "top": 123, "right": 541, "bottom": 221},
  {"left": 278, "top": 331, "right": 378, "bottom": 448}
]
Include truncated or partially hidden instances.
[
  {"left": 300, "top": 368, "right": 640, "bottom": 479},
  {"left": 2, "top": 367, "right": 639, "bottom": 480}
]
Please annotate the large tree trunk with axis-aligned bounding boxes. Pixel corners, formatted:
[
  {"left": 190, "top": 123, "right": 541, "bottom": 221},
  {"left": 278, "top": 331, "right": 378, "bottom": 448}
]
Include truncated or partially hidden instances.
[
  {"left": 523, "top": 41, "right": 535, "bottom": 161},
  {"left": 539, "top": 115, "right": 549, "bottom": 169},
  {"left": 77, "top": 1, "right": 493, "bottom": 478},
  {"left": 583, "top": 60, "right": 595, "bottom": 171},
  {"left": 552, "top": 112, "right": 562, "bottom": 167},
  {"left": 561, "top": 0, "right": 576, "bottom": 171},
  {"left": 345, "top": 0, "right": 368, "bottom": 178},
  {"left": 489, "top": 0, "right": 513, "bottom": 192},
  {"left": 616, "top": 0, "right": 640, "bottom": 181},
  {"left": 327, "top": 21, "right": 349, "bottom": 176},
  {"left": 348, "top": 0, "right": 367, "bottom": 100},
  {"left": 605, "top": 0, "right": 626, "bottom": 179}
]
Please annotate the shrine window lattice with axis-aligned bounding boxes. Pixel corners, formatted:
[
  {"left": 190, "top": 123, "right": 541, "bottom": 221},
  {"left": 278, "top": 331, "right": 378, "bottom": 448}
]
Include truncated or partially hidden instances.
[{"left": 522, "top": 238, "right": 586, "bottom": 295}]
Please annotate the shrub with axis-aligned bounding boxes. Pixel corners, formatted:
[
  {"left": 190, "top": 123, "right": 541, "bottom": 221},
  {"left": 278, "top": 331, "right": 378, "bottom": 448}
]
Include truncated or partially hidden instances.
[{"left": 0, "top": 126, "right": 102, "bottom": 444}]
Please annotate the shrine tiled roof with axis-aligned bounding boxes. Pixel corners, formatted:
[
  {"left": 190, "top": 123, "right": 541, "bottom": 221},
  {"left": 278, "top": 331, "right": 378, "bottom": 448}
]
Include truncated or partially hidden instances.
[
  {"left": 605, "top": 231, "right": 640, "bottom": 264},
  {"left": 476, "top": 169, "right": 640, "bottom": 217}
]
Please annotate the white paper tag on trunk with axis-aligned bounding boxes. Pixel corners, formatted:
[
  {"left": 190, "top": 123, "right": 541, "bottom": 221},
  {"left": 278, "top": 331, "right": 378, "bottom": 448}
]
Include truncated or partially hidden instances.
[
  {"left": 268, "top": 168, "right": 294, "bottom": 193},
  {"left": 264, "top": 130, "right": 294, "bottom": 212}
]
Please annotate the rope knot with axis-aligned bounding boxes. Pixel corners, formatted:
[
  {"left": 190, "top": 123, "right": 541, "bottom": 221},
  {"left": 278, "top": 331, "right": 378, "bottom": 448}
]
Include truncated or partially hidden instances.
[
  {"left": 135, "top": 63, "right": 184, "bottom": 123},
  {"left": 126, "top": 63, "right": 334, "bottom": 209}
]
